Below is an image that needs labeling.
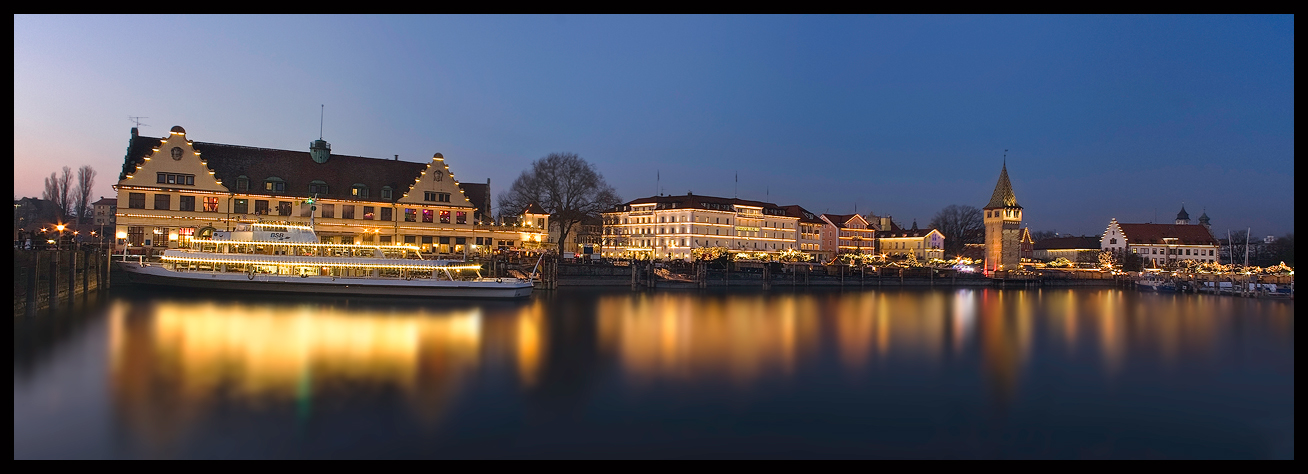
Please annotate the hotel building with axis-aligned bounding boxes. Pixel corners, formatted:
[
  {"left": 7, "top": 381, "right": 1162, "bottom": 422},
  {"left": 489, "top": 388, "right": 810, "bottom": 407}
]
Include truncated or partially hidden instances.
[
  {"left": 112, "top": 126, "right": 547, "bottom": 255},
  {"left": 601, "top": 193, "right": 801, "bottom": 260}
]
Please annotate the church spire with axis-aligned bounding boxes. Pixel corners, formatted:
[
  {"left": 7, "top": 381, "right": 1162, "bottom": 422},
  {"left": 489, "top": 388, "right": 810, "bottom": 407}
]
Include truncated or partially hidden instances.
[{"left": 985, "top": 161, "right": 1021, "bottom": 209}]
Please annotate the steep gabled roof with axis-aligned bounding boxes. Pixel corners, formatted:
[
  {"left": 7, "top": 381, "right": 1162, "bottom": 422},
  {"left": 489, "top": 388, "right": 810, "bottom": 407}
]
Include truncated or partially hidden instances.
[
  {"left": 1116, "top": 223, "right": 1218, "bottom": 246},
  {"left": 984, "top": 163, "right": 1021, "bottom": 209},
  {"left": 119, "top": 131, "right": 427, "bottom": 204},
  {"left": 820, "top": 213, "right": 871, "bottom": 229}
]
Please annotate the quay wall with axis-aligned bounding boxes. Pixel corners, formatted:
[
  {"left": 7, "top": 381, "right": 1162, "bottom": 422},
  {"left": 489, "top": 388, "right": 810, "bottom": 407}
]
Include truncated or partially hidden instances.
[{"left": 14, "top": 249, "right": 111, "bottom": 316}]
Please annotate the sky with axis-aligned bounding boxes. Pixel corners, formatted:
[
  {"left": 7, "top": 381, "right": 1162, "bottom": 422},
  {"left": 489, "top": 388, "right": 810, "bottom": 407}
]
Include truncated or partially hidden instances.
[{"left": 13, "top": 15, "right": 1295, "bottom": 237}]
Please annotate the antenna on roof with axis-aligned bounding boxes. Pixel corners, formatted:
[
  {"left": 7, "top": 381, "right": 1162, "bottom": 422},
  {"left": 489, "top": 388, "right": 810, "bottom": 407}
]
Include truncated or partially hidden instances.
[
  {"left": 128, "top": 116, "right": 149, "bottom": 128},
  {"left": 319, "top": 105, "right": 325, "bottom": 140}
]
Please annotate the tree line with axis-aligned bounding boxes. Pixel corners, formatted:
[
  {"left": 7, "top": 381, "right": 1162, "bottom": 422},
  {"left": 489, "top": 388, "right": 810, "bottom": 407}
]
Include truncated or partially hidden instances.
[{"left": 40, "top": 165, "right": 97, "bottom": 223}]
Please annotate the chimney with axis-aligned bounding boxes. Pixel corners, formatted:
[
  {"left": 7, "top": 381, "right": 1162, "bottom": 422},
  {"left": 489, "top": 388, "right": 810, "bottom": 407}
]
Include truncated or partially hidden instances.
[{"left": 394, "top": 155, "right": 398, "bottom": 161}]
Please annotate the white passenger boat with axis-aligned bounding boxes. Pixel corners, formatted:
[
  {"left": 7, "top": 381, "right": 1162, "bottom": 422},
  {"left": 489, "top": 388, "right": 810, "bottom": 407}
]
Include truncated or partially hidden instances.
[{"left": 116, "top": 222, "right": 533, "bottom": 299}]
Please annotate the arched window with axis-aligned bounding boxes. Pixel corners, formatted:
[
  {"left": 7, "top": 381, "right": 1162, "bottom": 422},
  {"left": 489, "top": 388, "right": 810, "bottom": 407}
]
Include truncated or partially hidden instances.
[{"left": 351, "top": 183, "right": 369, "bottom": 198}]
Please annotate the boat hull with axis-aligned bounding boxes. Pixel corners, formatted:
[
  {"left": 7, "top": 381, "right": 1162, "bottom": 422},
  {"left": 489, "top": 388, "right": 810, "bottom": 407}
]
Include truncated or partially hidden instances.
[{"left": 117, "top": 262, "right": 533, "bottom": 299}]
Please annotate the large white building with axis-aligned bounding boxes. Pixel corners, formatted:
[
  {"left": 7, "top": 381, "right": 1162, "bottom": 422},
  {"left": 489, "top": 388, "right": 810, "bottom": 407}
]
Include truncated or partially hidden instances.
[
  {"left": 601, "top": 193, "right": 802, "bottom": 260},
  {"left": 1101, "top": 210, "right": 1220, "bottom": 268},
  {"left": 112, "top": 126, "right": 547, "bottom": 256}
]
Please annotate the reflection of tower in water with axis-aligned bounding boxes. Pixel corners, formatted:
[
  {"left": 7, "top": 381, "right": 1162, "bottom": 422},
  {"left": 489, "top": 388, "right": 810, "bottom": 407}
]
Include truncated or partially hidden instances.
[{"left": 978, "top": 290, "right": 1031, "bottom": 409}]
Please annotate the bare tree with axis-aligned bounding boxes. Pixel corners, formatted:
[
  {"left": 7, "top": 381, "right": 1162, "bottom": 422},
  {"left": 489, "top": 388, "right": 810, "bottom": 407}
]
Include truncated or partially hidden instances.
[
  {"left": 43, "top": 173, "right": 59, "bottom": 203},
  {"left": 498, "top": 152, "right": 621, "bottom": 259},
  {"left": 56, "top": 166, "right": 73, "bottom": 220},
  {"left": 928, "top": 204, "right": 984, "bottom": 257},
  {"left": 74, "top": 166, "right": 96, "bottom": 224}
]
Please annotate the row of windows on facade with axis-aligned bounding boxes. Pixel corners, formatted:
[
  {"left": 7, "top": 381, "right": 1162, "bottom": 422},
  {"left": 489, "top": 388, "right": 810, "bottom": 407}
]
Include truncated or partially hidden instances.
[
  {"left": 618, "top": 215, "right": 792, "bottom": 228},
  {"left": 611, "top": 226, "right": 794, "bottom": 238},
  {"left": 123, "top": 225, "right": 502, "bottom": 248},
  {"left": 987, "top": 209, "right": 1020, "bottom": 218},
  {"left": 1131, "top": 247, "right": 1217, "bottom": 256},
  {"left": 222, "top": 177, "right": 393, "bottom": 200},
  {"left": 126, "top": 193, "right": 468, "bottom": 223},
  {"left": 615, "top": 238, "right": 793, "bottom": 249}
]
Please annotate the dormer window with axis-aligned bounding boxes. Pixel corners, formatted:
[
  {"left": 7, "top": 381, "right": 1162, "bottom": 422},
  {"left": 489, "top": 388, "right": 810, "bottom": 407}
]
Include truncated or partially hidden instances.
[
  {"left": 309, "top": 180, "right": 329, "bottom": 195},
  {"left": 265, "top": 177, "right": 285, "bottom": 193},
  {"left": 236, "top": 176, "right": 249, "bottom": 192},
  {"left": 381, "top": 187, "right": 392, "bottom": 200},
  {"left": 351, "top": 184, "right": 369, "bottom": 199}
]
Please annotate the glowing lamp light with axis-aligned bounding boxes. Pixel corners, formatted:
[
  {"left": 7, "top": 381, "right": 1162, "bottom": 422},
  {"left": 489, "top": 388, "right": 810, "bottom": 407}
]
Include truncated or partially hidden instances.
[
  {"left": 116, "top": 231, "right": 128, "bottom": 239},
  {"left": 56, "top": 224, "right": 66, "bottom": 231}
]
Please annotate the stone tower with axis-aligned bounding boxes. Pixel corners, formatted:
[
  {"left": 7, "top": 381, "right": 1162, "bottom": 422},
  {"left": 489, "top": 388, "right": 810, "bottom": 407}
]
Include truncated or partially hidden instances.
[{"left": 983, "top": 162, "right": 1022, "bottom": 274}]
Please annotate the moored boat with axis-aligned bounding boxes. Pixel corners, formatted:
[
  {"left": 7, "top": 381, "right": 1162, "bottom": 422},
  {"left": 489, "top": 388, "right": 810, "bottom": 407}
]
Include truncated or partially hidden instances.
[{"left": 115, "top": 221, "right": 533, "bottom": 299}]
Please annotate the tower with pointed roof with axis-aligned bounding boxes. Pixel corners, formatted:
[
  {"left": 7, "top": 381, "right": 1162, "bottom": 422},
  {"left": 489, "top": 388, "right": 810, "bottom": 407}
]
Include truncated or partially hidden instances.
[
  {"left": 983, "top": 161, "right": 1023, "bottom": 273},
  {"left": 1175, "top": 205, "right": 1191, "bottom": 225}
]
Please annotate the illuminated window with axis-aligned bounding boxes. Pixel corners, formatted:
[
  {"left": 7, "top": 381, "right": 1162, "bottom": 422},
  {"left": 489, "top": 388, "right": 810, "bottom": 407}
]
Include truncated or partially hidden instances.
[
  {"left": 127, "top": 226, "right": 145, "bottom": 246},
  {"left": 352, "top": 184, "right": 368, "bottom": 198},
  {"left": 456, "top": 211, "right": 467, "bottom": 224},
  {"left": 405, "top": 208, "right": 416, "bottom": 222},
  {"left": 363, "top": 206, "right": 375, "bottom": 220},
  {"left": 203, "top": 197, "right": 219, "bottom": 212},
  {"left": 265, "top": 178, "right": 285, "bottom": 192},
  {"left": 439, "top": 210, "right": 449, "bottom": 223},
  {"left": 424, "top": 209, "right": 435, "bottom": 223}
]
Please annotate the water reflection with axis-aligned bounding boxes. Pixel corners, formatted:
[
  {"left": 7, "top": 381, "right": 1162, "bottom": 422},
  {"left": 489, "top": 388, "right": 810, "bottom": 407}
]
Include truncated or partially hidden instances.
[
  {"left": 106, "top": 296, "right": 545, "bottom": 451},
  {"left": 23, "top": 288, "right": 1291, "bottom": 458}
]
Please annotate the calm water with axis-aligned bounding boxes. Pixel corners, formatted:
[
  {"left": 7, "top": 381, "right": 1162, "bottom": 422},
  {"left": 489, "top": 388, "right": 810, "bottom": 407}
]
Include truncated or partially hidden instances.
[{"left": 14, "top": 288, "right": 1294, "bottom": 459}]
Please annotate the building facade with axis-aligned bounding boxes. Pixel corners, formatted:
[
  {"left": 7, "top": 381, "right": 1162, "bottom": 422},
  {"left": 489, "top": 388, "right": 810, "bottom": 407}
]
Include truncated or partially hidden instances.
[
  {"left": 1101, "top": 215, "right": 1220, "bottom": 268},
  {"left": 92, "top": 197, "right": 117, "bottom": 227},
  {"left": 877, "top": 220, "right": 945, "bottom": 260},
  {"left": 820, "top": 214, "right": 877, "bottom": 257},
  {"left": 602, "top": 193, "right": 800, "bottom": 260},
  {"left": 112, "top": 126, "right": 546, "bottom": 256},
  {"left": 983, "top": 162, "right": 1023, "bottom": 273},
  {"left": 1032, "top": 236, "right": 1101, "bottom": 263},
  {"left": 782, "top": 205, "right": 831, "bottom": 262}
]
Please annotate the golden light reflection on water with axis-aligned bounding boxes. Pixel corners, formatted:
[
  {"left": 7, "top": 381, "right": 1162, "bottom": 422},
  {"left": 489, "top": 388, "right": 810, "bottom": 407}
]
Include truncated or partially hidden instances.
[
  {"left": 101, "top": 289, "right": 1293, "bottom": 453},
  {"left": 107, "top": 297, "right": 546, "bottom": 449}
]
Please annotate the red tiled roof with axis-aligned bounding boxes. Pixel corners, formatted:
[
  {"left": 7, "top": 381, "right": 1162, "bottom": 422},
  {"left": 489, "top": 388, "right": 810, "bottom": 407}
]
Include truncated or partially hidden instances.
[
  {"left": 120, "top": 132, "right": 429, "bottom": 205},
  {"left": 821, "top": 213, "right": 873, "bottom": 229},
  {"left": 1033, "top": 236, "right": 1100, "bottom": 250},
  {"left": 1117, "top": 223, "right": 1218, "bottom": 246}
]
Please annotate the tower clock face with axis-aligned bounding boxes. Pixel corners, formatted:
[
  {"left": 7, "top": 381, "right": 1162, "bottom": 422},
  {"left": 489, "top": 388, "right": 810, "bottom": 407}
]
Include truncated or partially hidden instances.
[{"left": 171, "top": 147, "right": 183, "bottom": 160}]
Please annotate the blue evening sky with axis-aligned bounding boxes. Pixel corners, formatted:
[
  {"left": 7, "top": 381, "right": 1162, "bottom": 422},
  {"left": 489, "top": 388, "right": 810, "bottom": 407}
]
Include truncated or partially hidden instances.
[{"left": 13, "top": 15, "right": 1294, "bottom": 236}]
